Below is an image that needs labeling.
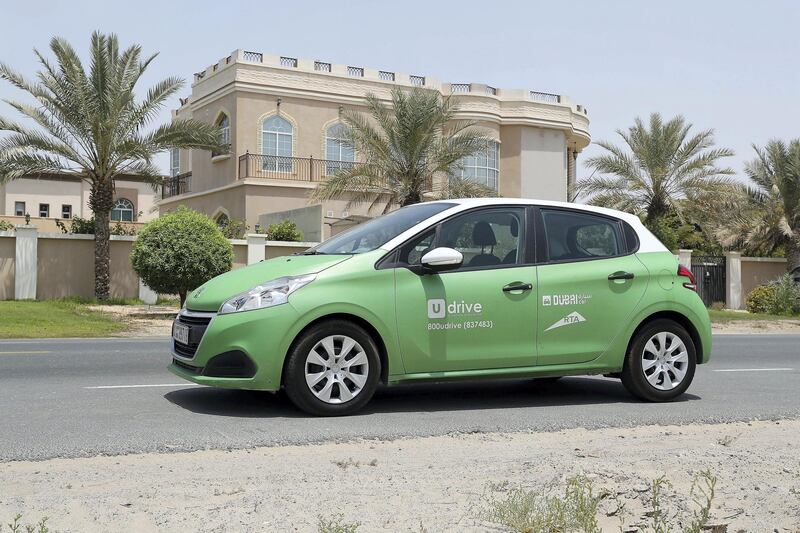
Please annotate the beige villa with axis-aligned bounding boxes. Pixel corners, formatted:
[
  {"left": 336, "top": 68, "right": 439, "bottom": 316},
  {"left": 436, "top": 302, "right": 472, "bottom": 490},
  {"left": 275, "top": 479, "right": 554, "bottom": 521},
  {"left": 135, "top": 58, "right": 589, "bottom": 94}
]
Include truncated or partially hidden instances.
[
  {"left": 161, "top": 50, "right": 591, "bottom": 240},
  {"left": 0, "top": 173, "right": 159, "bottom": 232}
]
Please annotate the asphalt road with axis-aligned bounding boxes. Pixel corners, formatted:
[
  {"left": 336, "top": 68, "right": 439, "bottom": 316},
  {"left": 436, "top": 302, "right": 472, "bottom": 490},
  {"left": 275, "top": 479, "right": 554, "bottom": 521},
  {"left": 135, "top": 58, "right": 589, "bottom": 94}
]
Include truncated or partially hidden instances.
[{"left": 1, "top": 334, "right": 798, "bottom": 461}]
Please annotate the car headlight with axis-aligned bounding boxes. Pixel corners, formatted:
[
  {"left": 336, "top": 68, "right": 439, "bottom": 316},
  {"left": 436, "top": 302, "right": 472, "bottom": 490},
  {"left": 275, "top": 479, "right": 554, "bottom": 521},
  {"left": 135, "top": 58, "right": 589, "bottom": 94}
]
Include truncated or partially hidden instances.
[{"left": 218, "top": 274, "right": 316, "bottom": 315}]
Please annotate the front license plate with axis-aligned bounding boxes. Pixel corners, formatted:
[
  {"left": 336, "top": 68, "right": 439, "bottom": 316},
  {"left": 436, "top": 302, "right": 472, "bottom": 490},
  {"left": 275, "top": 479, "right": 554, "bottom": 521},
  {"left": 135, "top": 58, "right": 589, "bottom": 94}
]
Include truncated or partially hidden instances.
[{"left": 173, "top": 323, "right": 190, "bottom": 345}]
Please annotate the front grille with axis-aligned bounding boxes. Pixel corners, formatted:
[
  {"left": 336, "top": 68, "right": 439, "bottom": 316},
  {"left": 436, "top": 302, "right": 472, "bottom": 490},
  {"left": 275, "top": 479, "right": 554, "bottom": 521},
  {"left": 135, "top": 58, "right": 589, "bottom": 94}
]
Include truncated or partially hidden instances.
[
  {"left": 178, "top": 314, "right": 213, "bottom": 327},
  {"left": 173, "top": 310, "right": 215, "bottom": 359}
]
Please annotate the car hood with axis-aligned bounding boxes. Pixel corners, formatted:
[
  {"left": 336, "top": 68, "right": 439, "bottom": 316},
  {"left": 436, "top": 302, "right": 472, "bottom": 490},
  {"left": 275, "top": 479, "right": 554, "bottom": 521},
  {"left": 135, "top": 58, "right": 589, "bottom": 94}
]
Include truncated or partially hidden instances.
[{"left": 186, "top": 254, "right": 351, "bottom": 312}]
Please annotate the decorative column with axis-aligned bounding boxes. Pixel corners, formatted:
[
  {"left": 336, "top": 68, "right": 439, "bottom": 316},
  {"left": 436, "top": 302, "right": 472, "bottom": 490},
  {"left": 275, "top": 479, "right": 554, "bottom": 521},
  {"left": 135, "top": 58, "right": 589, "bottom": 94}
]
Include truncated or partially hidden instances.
[
  {"left": 677, "top": 249, "right": 692, "bottom": 270},
  {"left": 14, "top": 225, "right": 38, "bottom": 300},
  {"left": 725, "top": 251, "right": 743, "bottom": 310},
  {"left": 567, "top": 148, "right": 578, "bottom": 201},
  {"left": 246, "top": 234, "right": 268, "bottom": 264},
  {"left": 138, "top": 279, "right": 158, "bottom": 305}
]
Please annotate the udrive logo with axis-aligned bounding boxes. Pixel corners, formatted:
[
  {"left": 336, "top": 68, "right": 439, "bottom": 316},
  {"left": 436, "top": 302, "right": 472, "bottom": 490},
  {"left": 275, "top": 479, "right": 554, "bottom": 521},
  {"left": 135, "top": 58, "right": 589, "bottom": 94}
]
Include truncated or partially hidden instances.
[
  {"left": 427, "top": 299, "right": 446, "bottom": 319},
  {"left": 427, "top": 299, "right": 483, "bottom": 319}
]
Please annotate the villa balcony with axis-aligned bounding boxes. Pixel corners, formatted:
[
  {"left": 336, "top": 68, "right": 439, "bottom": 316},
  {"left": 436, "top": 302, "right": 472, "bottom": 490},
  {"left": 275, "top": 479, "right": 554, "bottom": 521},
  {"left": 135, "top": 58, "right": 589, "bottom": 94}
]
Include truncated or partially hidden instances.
[
  {"left": 238, "top": 153, "right": 361, "bottom": 182},
  {"left": 162, "top": 172, "right": 192, "bottom": 199}
]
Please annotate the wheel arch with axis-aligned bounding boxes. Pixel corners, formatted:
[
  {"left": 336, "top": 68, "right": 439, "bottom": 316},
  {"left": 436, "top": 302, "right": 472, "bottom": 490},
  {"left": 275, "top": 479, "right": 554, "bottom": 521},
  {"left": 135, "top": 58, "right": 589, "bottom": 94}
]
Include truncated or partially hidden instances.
[
  {"left": 281, "top": 313, "right": 390, "bottom": 387},
  {"left": 627, "top": 311, "right": 704, "bottom": 364}
]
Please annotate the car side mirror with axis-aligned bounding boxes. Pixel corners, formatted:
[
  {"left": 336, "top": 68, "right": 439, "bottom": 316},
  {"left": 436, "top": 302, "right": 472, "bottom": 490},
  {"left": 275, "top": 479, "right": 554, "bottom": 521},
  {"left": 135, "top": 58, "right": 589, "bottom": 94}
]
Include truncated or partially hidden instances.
[{"left": 419, "top": 247, "right": 463, "bottom": 273}]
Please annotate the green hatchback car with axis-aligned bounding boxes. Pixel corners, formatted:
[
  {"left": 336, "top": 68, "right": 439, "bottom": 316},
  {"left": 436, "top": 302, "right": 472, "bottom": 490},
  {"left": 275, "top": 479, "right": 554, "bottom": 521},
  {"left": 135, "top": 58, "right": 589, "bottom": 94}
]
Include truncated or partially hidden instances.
[{"left": 170, "top": 199, "right": 711, "bottom": 416}]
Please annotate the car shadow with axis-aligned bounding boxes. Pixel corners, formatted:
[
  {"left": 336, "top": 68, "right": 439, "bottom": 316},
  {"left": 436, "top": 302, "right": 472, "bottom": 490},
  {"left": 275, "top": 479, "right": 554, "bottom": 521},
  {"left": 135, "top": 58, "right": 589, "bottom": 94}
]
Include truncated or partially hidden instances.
[{"left": 164, "top": 376, "right": 701, "bottom": 418}]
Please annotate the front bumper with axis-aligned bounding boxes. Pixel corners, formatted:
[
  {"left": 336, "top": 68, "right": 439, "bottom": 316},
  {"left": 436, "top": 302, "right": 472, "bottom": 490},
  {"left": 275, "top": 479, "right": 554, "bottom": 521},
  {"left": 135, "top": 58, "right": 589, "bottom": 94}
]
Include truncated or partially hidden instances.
[{"left": 169, "top": 304, "right": 302, "bottom": 391}]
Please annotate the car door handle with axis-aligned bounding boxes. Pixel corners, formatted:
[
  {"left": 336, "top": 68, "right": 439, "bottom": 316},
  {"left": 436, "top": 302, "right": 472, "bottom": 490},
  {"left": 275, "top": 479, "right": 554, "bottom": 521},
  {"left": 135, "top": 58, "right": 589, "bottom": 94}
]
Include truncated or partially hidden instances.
[
  {"left": 608, "top": 271, "right": 635, "bottom": 281},
  {"left": 502, "top": 282, "right": 533, "bottom": 292}
]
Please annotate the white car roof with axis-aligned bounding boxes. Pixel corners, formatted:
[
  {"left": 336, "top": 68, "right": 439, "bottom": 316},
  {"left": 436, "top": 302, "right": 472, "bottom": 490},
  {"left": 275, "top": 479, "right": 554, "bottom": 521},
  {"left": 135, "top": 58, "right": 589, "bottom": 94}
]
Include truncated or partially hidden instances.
[{"left": 381, "top": 198, "right": 668, "bottom": 254}]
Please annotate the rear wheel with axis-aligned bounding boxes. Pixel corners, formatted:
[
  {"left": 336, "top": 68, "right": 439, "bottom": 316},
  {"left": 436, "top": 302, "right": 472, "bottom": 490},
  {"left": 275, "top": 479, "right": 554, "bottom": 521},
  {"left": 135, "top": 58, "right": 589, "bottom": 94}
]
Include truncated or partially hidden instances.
[
  {"left": 621, "top": 319, "right": 696, "bottom": 402},
  {"left": 284, "top": 320, "right": 381, "bottom": 416}
]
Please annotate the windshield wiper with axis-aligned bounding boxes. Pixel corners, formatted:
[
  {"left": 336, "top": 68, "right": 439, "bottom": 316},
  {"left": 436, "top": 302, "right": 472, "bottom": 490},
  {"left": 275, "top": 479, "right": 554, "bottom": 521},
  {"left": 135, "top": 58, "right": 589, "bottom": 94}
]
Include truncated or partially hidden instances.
[{"left": 299, "top": 250, "right": 326, "bottom": 255}]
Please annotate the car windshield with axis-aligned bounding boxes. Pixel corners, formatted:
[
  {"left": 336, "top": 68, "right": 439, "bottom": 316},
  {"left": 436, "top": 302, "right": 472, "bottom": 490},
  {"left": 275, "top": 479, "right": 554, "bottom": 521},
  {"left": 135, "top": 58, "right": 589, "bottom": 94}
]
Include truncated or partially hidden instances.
[{"left": 308, "top": 202, "right": 455, "bottom": 255}]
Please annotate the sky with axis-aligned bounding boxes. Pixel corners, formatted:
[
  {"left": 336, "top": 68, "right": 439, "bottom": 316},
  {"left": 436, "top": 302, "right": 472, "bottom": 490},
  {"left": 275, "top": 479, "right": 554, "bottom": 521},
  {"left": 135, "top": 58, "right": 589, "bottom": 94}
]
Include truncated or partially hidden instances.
[{"left": 1, "top": 0, "right": 799, "bottom": 180}]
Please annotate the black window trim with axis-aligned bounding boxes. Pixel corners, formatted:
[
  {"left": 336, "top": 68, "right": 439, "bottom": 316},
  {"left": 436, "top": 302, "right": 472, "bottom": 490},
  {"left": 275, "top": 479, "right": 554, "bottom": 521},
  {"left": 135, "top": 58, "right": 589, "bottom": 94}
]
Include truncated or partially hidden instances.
[
  {"left": 535, "top": 205, "right": 637, "bottom": 265},
  {"left": 376, "top": 204, "right": 535, "bottom": 273}
]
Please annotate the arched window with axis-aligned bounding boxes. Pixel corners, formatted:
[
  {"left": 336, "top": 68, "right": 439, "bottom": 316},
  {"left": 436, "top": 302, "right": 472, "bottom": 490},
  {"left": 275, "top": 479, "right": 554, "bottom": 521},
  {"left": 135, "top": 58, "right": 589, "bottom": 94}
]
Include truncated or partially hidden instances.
[
  {"left": 212, "top": 114, "right": 230, "bottom": 157},
  {"left": 215, "top": 213, "right": 229, "bottom": 230},
  {"left": 111, "top": 198, "right": 135, "bottom": 222},
  {"left": 261, "top": 115, "right": 293, "bottom": 172},
  {"left": 453, "top": 141, "right": 500, "bottom": 190},
  {"left": 325, "top": 123, "right": 355, "bottom": 175}
]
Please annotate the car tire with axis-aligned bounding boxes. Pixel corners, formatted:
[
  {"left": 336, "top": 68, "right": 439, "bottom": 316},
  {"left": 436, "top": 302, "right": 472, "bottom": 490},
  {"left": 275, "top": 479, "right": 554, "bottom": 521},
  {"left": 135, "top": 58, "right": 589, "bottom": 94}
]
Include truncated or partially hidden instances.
[
  {"left": 621, "top": 319, "right": 696, "bottom": 402},
  {"left": 284, "top": 319, "right": 381, "bottom": 416}
]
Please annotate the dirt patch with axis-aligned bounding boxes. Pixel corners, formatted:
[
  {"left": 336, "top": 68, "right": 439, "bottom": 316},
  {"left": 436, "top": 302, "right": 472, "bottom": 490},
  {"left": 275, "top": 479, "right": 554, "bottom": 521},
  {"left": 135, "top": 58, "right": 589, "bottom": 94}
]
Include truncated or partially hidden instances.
[
  {"left": 86, "top": 305, "right": 177, "bottom": 337},
  {"left": 2, "top": 420, "right": 799, "bottom": 532},
  {"left": 712, "top": 319, "right": 800, "bottom": 334}
]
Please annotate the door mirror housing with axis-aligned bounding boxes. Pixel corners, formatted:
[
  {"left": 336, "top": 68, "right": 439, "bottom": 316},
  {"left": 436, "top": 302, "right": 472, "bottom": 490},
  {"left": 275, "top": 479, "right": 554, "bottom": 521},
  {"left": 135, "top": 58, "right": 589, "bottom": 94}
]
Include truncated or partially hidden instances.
[{"left": 419, "top": 247, "right": 463, "bottom": 273}]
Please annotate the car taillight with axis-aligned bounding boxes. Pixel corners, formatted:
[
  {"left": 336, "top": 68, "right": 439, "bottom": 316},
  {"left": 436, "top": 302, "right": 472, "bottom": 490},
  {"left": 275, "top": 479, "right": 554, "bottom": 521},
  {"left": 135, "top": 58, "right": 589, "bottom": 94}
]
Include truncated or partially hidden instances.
[{"left": 678, "top": 265, "right": 696, "bottom": 291}]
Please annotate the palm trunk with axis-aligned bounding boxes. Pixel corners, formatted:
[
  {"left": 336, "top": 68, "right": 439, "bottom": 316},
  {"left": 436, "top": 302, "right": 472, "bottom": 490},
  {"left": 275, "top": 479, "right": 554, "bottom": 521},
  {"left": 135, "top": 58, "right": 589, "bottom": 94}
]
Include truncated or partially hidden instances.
[
  {"left": 90, "top": 179, "right": 114, "bottom": 301},
  {"left": 787, "top": 233, "right": 800, "bottom": 272}
]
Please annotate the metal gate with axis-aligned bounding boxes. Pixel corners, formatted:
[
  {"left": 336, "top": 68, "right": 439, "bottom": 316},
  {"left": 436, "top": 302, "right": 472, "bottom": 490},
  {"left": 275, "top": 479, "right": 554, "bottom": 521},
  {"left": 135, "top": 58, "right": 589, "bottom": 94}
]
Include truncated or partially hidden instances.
[{"left": 690, "top": 256, "right": 726, "bottom": 307}]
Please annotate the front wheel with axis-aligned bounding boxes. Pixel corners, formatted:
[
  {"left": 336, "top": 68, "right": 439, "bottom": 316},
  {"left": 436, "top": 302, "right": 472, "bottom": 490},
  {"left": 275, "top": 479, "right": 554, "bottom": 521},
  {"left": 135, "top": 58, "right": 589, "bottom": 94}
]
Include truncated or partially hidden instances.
[
  {"left": 284, "top": 320, "right": 381, "bottom": 416},
  {"left": 621, "top": 319, "right": 696, "bottom": 402}
]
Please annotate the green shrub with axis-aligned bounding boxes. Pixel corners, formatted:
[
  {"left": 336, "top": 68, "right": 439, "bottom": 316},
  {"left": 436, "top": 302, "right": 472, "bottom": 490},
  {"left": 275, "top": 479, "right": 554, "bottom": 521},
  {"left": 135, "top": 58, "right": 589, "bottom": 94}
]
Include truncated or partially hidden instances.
[
  {"left": 66, "top": 216, "right": 96, "bottom": 234},
  {"left": 57, "top": 216, "right": 136, "bottom": 236},
  {"left": 745, "top": 284, "right": 774, "bottom": 313},
  {"left": 1, "top": 514, "right": 49, "bottom": 533},
  {"left": 769, "top": 274, "right": 800, "bottom": 315},
  {"left": 0, "top": 220, "right": 12, "bottom": 231},
  {"left": 266, "top": 219, "right": 303, "bottom": 242},
  {"left": 478, "top": 476, "right": 602, "bottom": 533},
  {"left": 130, "top": 206, "right": 233, "bottom": 305},
  {"left": 219, "top": 218, "right": 249, "bottom": 239},
  {"left": 746, "top": 275, "right": 800, "bottom": 315},
  {"left": 317, "top": 514, "right": 359, "bottom": 533}
]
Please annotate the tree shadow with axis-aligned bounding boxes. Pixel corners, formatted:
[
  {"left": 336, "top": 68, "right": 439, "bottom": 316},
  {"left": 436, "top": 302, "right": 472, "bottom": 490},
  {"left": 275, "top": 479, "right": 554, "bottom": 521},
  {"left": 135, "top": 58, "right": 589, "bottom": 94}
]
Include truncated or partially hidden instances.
[{"left": 164, "top": 376, "right": 701, "bottom": 419}]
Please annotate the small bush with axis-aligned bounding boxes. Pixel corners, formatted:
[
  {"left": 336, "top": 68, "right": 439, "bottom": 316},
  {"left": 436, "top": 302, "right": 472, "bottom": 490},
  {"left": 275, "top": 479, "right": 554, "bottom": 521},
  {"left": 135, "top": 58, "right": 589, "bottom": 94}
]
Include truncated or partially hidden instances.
[
  {"left": 317, "top": 514, "right": 359, "bottom": 533},
  {"left": 0, "top": 220, "right": 13, "bottom": 231},
  {"left": 745, "top": 284, "right": 774, "bottom": 313},
  {"left": 478, "top": 476, "right": 602, "bottom": 533},
  {"left": 769, "top": 274, "right": 800, "bottom": 315},
  {"left": 56, "top": 216, "right": 136, "bottom": 235},
  {"left": 745, "top": 274, "right": 800, "bottom": 315},
  {"left": 219, "top": 218, "right": 249, "bottom": 239},
  {"left": 1, "top": 514, "right": 49, "bottom": 533},
  {"left": 130, "top": 206, "right": 233, "bottom": 306},
  {"left": 266, "top": 219, "right": 303, "bottom": 242},
  {"left": 65, "top": 216, "right": 95, "bottom": 234}
]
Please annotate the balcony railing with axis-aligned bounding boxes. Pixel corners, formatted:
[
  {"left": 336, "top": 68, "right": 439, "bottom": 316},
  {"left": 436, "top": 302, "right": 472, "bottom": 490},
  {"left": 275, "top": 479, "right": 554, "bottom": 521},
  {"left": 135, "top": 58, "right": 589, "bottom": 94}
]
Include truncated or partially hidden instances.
[
  {"left": 238, "top": 154, "right": 363, "bottom": 182},
  {"left": 529, "top": 91, "right": 561, "bottom": 104},
  {"left": 162, "top": 172, "right": 192, "bottom": 199}
]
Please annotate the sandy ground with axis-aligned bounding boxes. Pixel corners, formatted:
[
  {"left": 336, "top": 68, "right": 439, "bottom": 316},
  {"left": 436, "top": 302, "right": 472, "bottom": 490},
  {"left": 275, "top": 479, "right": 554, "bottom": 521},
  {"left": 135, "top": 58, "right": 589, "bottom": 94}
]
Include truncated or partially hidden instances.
[
  {"left": 87, "top": 305, "right": 177, "bottom": 337},
  {"left": 2, "top": 421, "right": 799, "bottom": 532},
  {"left": 712, "top": 318, "right": 800, "bottom": 334}
]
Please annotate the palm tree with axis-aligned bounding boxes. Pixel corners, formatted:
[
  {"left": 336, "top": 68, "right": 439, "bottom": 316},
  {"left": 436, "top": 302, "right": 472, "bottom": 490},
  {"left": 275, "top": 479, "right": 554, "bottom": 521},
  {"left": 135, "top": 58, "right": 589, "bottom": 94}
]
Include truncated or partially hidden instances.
[
  {"left": 311, "top": 87, "right": 495, "bottom": 213},
  {"left": 577, "top": 113, "right": 735, "bottom": 224},
  {"left": 715, "top": 140, "right": 800, "bottom": 269},
  {"left": 0, "top": 33, "right": 222, "bottom": 299}
]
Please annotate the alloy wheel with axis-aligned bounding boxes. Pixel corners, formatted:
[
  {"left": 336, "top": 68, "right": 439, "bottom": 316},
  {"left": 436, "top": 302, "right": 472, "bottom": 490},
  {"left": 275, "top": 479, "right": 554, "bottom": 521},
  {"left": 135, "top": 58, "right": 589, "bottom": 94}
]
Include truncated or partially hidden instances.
[
  {"left": 304, "top": 335, "right": 370, "bottom": 404},
  {"left": 641, "top": 331, "right": 689, "bottom": 391}
]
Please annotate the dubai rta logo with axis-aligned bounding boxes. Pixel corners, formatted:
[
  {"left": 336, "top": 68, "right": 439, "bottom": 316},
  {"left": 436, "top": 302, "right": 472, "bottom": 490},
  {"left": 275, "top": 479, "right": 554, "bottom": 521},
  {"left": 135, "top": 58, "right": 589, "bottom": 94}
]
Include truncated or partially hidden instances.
[{"left": 427, "top": 299, "right": 446, "bottom": 319}]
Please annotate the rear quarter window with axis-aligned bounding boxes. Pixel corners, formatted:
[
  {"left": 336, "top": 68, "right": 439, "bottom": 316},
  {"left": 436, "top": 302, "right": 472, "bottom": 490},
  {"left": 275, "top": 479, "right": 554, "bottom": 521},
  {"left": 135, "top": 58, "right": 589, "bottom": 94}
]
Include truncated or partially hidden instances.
[{"left": 541, "top": 209, "right": 625, "bottom": 262}]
